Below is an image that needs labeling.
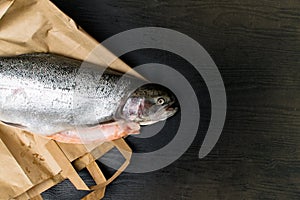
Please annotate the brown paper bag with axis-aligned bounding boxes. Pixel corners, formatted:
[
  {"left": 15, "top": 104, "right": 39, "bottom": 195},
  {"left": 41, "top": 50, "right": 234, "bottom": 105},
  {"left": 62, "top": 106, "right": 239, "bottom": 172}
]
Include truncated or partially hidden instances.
[{"left": 0, "top": 0, "right": 137, "bottom": 199}]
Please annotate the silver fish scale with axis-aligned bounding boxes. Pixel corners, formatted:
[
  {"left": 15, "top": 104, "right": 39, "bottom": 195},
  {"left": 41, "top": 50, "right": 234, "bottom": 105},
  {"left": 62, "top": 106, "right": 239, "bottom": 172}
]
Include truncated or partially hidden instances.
[{"left": 0, "top": 53, "right": 146, "bottom": 135}]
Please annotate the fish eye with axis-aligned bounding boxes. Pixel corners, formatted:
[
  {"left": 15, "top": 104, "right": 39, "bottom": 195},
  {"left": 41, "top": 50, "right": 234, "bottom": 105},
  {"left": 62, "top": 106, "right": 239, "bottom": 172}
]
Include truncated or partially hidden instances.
[{"left": 156, "top": 98, "right": 165, "bottom": 105}]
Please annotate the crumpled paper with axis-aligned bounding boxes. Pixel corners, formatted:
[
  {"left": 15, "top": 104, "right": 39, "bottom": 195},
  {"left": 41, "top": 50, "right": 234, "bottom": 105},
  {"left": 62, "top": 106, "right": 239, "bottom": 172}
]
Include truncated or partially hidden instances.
[{"left": 0, "top": 0, "right": 137, "bottom": 199}]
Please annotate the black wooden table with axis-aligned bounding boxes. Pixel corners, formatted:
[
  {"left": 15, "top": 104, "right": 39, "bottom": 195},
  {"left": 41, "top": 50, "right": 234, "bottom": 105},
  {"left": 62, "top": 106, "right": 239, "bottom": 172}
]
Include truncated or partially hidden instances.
[{"left": 43, "top": 1, "right": 300, "bottom": 199}]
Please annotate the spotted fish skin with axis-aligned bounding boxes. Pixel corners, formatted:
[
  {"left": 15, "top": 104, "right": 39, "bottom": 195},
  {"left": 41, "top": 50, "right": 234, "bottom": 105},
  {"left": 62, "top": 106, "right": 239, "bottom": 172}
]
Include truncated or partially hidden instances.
[{"left": 0, "top": 53, "right": 146, "bottom": 135}]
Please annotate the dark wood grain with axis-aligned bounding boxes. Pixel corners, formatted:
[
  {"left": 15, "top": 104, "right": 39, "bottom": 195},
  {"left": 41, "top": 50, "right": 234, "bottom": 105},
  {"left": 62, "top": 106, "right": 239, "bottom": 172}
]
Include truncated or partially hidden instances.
[{"left": 44, "top": 0, "right": 300, "bottom": 199}]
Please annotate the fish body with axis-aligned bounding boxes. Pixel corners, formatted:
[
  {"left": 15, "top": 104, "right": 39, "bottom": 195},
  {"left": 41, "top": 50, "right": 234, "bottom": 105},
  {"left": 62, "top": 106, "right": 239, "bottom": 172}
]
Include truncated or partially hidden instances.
[
  {"left": 0, "top": 53, "right": 178, "bottom": 140},
  {"left": 0, "top": 53, "right": 144, "bottom": 134}
]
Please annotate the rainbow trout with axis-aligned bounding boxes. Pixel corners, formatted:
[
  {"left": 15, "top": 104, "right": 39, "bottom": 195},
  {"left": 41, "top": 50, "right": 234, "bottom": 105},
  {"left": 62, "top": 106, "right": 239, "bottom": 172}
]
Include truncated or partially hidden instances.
[{"left": 0, "top": 53, "right": 177, "bottom": 143}]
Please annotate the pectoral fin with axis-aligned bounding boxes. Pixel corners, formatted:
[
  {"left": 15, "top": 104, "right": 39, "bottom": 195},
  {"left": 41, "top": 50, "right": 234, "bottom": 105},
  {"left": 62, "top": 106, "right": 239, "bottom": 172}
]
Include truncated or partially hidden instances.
[
  {"left": 1, "top": 120, "right": 27, "bottom": 129},
  {"left": 47, "top": 121, "right": 140, "bottom": 144}
]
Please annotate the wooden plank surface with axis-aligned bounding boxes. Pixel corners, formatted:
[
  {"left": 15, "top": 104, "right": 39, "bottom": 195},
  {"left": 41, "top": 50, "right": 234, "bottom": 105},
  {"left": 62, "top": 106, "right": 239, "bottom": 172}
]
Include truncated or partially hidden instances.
[{"left": 43, "top": 0, "right": 300, "bottom": 199}]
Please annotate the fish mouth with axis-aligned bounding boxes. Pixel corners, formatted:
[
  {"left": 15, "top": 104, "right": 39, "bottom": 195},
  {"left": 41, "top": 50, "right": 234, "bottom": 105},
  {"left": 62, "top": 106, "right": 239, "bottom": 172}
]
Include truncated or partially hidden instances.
[
  {"left": 138, "top": 103, "right": 178, "bottom": 126},
  {"left": 115, "top": 102, "right": 178, "bottom": 126},
  {"left": 165, "top": 106, "right": 177, "bottom": 113},
  {"left": 163, "top": 104, "right": 178, "bottom": 118}
]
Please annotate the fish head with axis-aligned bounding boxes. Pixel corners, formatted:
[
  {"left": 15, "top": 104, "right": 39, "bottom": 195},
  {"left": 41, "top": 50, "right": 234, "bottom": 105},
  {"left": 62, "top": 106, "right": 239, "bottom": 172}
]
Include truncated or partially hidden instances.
[{"left": 118, "top": 83, "right": 178, "bottom": 125}]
